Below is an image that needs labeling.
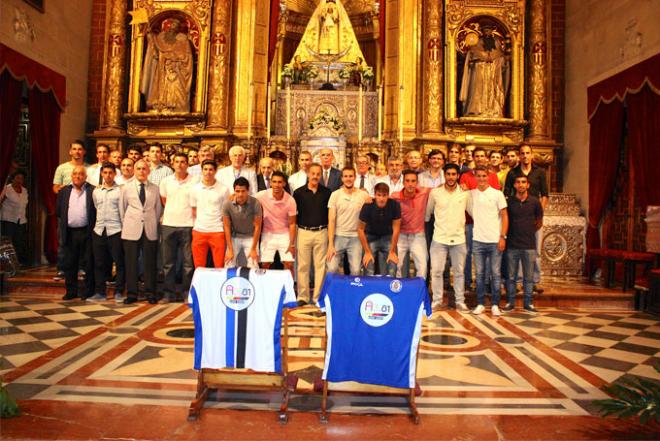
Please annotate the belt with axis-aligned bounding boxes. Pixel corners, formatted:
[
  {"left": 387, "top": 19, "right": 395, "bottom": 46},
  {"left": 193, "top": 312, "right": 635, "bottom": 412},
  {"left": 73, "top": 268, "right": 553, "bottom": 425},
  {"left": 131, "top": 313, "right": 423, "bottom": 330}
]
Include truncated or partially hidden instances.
[{"left": 298, "top": 225, "right": 327, "bottom": 231}]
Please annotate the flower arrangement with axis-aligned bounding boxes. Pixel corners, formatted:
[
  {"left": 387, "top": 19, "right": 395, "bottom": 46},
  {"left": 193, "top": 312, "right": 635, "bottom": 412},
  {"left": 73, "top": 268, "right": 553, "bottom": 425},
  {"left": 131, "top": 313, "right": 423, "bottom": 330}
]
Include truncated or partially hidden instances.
[
  {"left": 281, "top": 63, "right": 294, "bottom": 79},
  {"left": 361, "top": 66, "right": 374, "bottom": 81},
  {"left": 304, "top": 65, "right": 319, "bottom": 80},
  {"left": 308, "top": 111, "right": 345, "bottom": 134},
  {"left": 338, "top": 65, "right": 352, "bottom": 80}
]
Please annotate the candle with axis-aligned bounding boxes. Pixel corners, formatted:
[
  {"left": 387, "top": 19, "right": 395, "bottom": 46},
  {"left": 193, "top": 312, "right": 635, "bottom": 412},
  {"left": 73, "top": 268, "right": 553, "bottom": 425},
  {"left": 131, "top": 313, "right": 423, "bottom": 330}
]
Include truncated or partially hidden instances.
[
  {"left": 377, "top": 84, "right": 383, "bottom": 142},
  {"left": 247, "top": 81, "right": 253, "bottom": 142},
  {"left": 286, "top": 83, "right": 291, "bottom": 144},
  {"left": 358, "top": 85, "right": 363, "bottom": 144},
  {"left": 266, "top": 82, "right": 271, "bottom": 143},
  {"left": 399, "top": 85, "right": 404, "bottom": 147}
]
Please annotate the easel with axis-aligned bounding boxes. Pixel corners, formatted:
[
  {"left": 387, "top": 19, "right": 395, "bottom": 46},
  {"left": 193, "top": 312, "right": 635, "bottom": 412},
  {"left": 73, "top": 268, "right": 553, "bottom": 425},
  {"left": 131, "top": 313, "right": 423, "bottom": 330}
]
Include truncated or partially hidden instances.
[
  {"left": 188, "top": 308, "right": 298, "bottom": 423},
  {"left": 316, "top": 322, "right": 423, "bottom": 424}
]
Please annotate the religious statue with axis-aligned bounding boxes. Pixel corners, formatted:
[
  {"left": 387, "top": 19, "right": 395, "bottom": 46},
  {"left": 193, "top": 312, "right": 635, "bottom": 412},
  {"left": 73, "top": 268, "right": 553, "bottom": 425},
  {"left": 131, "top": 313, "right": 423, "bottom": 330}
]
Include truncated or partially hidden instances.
[
  {"left": 140, "top": 18, "right": 193, "bottom": 112},
  {"left": 319, "top": 0, "right": 340, "bottom": 54},
  {"left": 459, "top": 25, "right": 510, "bottom": 118},
  {"left": 292, "top": 55, "right": 305, "bottom": 84}
]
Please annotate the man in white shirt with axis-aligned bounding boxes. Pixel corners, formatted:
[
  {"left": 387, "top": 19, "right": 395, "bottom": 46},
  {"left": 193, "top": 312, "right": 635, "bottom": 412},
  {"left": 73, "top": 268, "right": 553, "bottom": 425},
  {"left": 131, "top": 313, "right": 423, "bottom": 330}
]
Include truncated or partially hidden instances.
[
  {"left": 188, "top": 145, "right": 214, "bottom": 176},
  {"left": 419, "top": 149, "right": 446, "bottom": 189},
  {"left": 288, "top": 150, "right": 312, "bottom": 193},
  {"left": 326, "top": 167, "right": 371, "bottom": 275},
  {"left": 354, "top": 154, "right": 376, "bottom": 196},
  {"left": 216, "top": 145, "right": 257, "bottom": 195},
  {"left": 86, "top": 144, "right": 110, "bottom": 186},
  {"left": 160, "top": 152, "right": 198, "bottom": 302},
  {"left": 467, "top": 166, "right": 508, "bottom": 316},
  {"left": 88, "top": 162, "right": 125, "bottom": 303},
  {"left": 375, "top": 156, "right": 404, "bottom": 195},
  {"left": 190, "top": 160, "right": 230, "bottom": 268},
  {"left": 425, "top": 164, "right": 469, "bottom": 311},
  {"left": 116, "top": 157, "right": 134, "bottom": 185},
  {"left": 187, "top": 148, "right": 199, "bottom": 167},
  {"left": 405, "top": 150, "right": 425, "bottom": 174}
]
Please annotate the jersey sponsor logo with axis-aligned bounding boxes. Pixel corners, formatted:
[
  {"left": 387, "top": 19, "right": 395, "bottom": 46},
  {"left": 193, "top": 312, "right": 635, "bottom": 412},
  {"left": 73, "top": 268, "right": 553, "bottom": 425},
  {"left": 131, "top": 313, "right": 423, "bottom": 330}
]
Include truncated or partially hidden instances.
[
  {"left": 220, "top": 276, "right": 255, "bottom": 311},
  {"left": 390, "top": 279, "right": 402, "bottom": 293},
  {"left": 360, "top": 293, "right": 394, "bottom": 327},
  {"left": 350, "top": 277, "right": 363, "bottom": 287}
]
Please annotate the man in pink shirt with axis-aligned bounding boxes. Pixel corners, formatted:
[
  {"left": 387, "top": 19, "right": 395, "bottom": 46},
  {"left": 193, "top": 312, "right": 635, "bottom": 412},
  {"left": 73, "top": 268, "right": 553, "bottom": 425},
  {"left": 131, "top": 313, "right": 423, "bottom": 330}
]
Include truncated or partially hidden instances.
[
  {"left": 255, "top": 171, "right": 297, "bottom": 275},
  {"left": 392, "top": 170, "right": 430, "bottom": 279}
]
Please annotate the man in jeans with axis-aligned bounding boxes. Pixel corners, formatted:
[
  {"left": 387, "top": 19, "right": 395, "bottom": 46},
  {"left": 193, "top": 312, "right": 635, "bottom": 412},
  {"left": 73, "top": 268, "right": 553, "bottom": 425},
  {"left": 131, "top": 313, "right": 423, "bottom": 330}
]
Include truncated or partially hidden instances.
[
  {"left": 392, "top": 170, "right": 430, "bottom": 279},
  {"left": 425, "top": 164, "right": 470, "bottom": 311},
  {"left": 504, "top": 175, "right": 543, "bottom": 314},
  {"left": 358, "top": 183, "right": 401, "bottom": 276},
  {"left": 223, "top": 177, "right": 262, "bottom": 268},
  {"left": 468, "top": 166, "right": 508, "bottom": 316},
  {"left": 326, "top": 167, "right": 371, "bottom": 275}
]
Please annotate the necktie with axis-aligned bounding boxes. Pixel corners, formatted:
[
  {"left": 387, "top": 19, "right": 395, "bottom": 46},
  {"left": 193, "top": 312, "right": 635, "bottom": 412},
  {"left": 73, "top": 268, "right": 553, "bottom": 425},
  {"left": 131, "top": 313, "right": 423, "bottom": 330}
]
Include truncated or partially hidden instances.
[
  {"left": 139, "top": 183, "right": 146, "bottom": 206},
  {"left": 359, "top": 175, "right": 365, "bottom": 189},
  {"left": 324, "top": 170, "right": 329, "bottom": 186},
  {"left": 265, "top": 176, "right": 270, "bottom": 189},
  {"left": 98, "top": 169, "right": 103, "bottom": 185}
]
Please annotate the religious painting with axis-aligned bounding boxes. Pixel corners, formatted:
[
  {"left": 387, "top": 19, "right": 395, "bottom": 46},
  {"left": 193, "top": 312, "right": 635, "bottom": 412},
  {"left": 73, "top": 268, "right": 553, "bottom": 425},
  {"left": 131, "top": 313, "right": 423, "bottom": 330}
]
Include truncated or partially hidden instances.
[
  {"left": 139, "top": 11, "right": 199, "bottom": 113},
  {"left": 22, "top": 0, "right": 44, "bottom": 13},
  {"left": 455, "top": 16, "right": 512, "bottom": 118}
]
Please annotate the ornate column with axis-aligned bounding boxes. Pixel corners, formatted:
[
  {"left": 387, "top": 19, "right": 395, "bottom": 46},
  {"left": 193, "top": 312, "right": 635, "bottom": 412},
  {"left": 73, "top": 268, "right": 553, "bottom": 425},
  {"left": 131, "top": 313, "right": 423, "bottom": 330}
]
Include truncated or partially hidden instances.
[
  {"left": 422, "top": 0, "right": 442, "bottom": 136},
  {"left": 100, "top": 0, "right": 127, "bottom": 131},
  {"left": 528, "top": 0, "right": 549, "bottom": 140},
  {"left": 206, "top": 0, "right": 233, "bottom": 130}
]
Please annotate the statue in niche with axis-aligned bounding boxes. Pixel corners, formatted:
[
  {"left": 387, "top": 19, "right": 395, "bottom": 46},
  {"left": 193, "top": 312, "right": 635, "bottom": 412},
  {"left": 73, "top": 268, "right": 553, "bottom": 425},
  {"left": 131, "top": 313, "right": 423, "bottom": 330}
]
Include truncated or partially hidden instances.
[
  {"left": 140, "top": 18, "right": 193, "bottom": 112},
  {"left": 459, "top": 24, "right": 510, "bottom": 118},
  {"left": 319, "top": 0, "right": 340, "bottom": 54}
]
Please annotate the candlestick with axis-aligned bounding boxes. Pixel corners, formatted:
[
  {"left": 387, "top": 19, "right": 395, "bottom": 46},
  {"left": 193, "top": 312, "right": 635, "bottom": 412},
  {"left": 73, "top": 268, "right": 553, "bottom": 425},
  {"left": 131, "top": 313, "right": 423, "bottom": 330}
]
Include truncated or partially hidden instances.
[
  {"left": 377, "top": 84, "right": 383, "bottom": 142},
  {"left": 286, "top": 83, "right": 291, "bottom": 144},
  {"left": 399, "top": 85, "right": 404, "bottom": 147},
  {"left": 266, "top": 82, "right": 271, "bottom": 143},
  {"left": 358, "top": 85, "right": 363, "bottom": 144},
  {"left": 247, "top": 81, "right": 253, "bottom": 142}
]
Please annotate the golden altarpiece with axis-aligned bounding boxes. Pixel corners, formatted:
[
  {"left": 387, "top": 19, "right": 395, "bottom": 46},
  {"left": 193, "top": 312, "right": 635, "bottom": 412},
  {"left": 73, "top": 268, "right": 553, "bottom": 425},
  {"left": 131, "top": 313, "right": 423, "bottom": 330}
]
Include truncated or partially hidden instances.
[{"left": 91, "top": 0, "right": 581, "bottom": 273}]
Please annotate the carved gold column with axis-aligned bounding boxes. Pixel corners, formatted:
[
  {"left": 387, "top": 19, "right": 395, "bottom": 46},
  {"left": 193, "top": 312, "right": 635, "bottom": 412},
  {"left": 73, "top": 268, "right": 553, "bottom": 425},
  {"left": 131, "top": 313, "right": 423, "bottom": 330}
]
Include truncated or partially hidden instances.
[
  {"left": 100, "top": 0, "right": 127, "bottom": 131},
  {"left": 528, "top": 0, "right": 549, "bottom": 140},
  {"left": 383, "top": 0, "right": 420, "bottom": 153},
  {"left": 422, "top": 0, "right": 442, "bottom": 136},
  {"left": 206, "top": 0, "right": 233, "bottom": 130}
]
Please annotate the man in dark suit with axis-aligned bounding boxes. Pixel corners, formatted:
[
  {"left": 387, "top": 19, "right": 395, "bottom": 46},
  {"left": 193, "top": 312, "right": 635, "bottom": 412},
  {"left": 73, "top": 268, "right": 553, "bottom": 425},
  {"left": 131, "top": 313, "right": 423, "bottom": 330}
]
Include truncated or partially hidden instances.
[
  {"left": 319, "top": 148, "right": 341, "bottom": 191},
  {"left": 56, "top": 165, "right": 96, "bottom": 300},
  {"left": 257, "top": 156, "right": 290, "bottom": 193}
]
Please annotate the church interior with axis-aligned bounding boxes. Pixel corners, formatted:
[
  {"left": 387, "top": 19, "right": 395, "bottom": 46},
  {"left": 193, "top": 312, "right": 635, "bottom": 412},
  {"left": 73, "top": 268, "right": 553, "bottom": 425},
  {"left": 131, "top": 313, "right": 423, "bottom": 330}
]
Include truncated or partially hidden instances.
[{"left": 1, "top": 0, "right": 659, "bottom": 439}]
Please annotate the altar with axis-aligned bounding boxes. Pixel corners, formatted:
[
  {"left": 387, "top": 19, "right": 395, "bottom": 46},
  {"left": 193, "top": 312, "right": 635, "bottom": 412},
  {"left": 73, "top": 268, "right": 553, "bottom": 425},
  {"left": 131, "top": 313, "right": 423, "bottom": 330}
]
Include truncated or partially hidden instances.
[{"left": 274, "top": 88, "right": 378, "bottom": 144}]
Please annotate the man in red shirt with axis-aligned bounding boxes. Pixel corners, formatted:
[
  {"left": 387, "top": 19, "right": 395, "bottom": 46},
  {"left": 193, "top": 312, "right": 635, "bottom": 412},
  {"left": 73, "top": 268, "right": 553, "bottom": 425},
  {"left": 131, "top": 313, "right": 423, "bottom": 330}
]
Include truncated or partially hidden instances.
[{"left": 392, "top": 170, "right": 430, "bottom": 279}]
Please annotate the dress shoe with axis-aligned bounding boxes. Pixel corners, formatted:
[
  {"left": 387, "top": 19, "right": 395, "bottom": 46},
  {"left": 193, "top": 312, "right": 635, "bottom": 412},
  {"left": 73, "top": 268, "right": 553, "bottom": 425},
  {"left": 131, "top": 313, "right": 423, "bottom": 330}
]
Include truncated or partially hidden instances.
[
  {"left": 296, "top": 300, "right": 307, "bottom": 307},
  {"left": 123, "top": 296, "right": 138, "bottom": 304},
  {"left": 147, "top": 297, "right": 158, "bottom": 305},
  {"left": 62, "top": 293, "right": 78, "bottom": 301}
]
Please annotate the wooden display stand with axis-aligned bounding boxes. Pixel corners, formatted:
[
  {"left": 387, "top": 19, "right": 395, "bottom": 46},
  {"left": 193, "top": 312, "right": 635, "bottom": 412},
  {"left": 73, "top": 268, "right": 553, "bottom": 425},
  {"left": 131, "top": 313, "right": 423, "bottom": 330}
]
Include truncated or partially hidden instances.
[
  {"left": 188, "top": 310, "right": 297, "bottom": 423},
  {"left": 318, "top": 379, "right": 421, "bottom": 424},
  {"left": 316, "top": 323, "right": 423, "bottom": 424}
]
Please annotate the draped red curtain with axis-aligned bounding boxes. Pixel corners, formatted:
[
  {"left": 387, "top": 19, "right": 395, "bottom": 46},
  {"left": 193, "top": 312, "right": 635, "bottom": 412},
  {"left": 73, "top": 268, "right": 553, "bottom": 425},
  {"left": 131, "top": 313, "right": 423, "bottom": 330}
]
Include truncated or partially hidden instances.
[
  {"left": 267, "top": 0, "right": 280, "bottom": 81},
  {"left": 28, "top": 89, "right": 61, "bottom": 263},
  {"left": 0, "top": 71, "right": 24, "bottom": 186},
  {"left": 587, "top": 100, "right": 625, "bottom": 252},
  {"left": 627, "top": 84, "right": 660, "bottom": 208}
]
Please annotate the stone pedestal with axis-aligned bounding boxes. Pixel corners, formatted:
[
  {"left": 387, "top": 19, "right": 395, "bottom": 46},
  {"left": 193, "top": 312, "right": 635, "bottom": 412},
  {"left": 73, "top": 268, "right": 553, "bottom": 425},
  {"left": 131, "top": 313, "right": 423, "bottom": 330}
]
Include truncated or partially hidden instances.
[{"left": 541, "top": 193, "right": 586, "bottom": 276}]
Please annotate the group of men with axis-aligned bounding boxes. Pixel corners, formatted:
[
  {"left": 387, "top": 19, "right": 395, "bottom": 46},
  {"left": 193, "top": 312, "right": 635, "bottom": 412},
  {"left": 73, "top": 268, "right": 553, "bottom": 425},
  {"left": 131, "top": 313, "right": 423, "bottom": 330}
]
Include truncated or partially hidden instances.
[{"left": 52, "top": 139, "right": 547, "bottom": 315}]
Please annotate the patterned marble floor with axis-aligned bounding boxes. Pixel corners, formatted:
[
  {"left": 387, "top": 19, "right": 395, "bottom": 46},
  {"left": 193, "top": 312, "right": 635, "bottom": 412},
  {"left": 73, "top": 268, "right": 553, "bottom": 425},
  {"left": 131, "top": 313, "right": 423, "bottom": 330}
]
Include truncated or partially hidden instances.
[{"left": 2, "top": 294, "right": 658, "bottom": 423}]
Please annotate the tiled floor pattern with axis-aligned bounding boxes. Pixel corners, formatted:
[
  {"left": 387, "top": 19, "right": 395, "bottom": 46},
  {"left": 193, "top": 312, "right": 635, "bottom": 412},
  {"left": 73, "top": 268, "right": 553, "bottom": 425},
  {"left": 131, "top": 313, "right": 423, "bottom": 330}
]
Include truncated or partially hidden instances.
[{"left": 1, "top": 297, "right": 659, "bottom": 418}]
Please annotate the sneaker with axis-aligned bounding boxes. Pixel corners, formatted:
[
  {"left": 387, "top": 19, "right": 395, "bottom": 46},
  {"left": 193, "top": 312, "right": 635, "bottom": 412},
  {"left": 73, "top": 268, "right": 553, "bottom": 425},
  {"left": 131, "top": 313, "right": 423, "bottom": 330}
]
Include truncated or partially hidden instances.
[
  {"left": 533, "top": 284, "right": 545, "bottom": 294},
  {"left": 431, "top": 299, "right": 443, "bottom": 310},
  {"left": 456, "top": 303, "right": 469, "bottom": 313},
  {"left": 524, "top": 305, "right": 539, "bottom": 315},
  {"left": 114, "top": 293, "right": 125, "bottom": 303},
  {"left": 472, "top": 304, "right": 486, "bottom": 315},
  {"left": 491, "top": 305, "right": 502, "bottom": 317},
  {"left": 87, "top": 293, "right": 107, "bottom": 302},
  {"left": 53, "top": 271, "right": 65, "bottom": 281},
  {"left": 502, "top": 303, "right": 515, "bottom": 312}
]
